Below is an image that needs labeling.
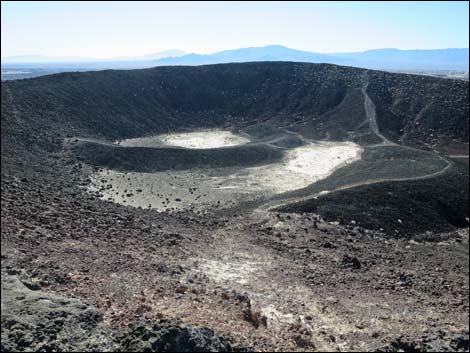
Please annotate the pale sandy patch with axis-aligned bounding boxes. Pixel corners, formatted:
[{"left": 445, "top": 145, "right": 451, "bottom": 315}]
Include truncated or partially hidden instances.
[
  {"left": 89, "top": 140, "right": 362, "bottom": 212},
  {"left": 214, "top": 141, "right": 362, "bottom": 193},
  {"left": 118, "top": 130, "right": 250, "bottom": 149}
]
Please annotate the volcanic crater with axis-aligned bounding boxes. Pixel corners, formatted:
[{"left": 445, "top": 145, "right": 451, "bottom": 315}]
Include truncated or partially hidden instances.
[{"left": 1, "top": 62, "right": 469, "bottom": 352}]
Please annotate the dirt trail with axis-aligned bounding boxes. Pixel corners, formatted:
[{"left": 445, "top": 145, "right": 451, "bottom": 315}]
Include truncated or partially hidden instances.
[
  {"left": 3, "top": 85, "right": 21, "bottom": 123},
  {"left": 168, "top": 210, "right": 469, "bottom": 352},
  {"left": 182, "top": 216, "right": 365, "bottom": 351},
  {"left": 261, "top": 152, "right": 452, "bottom": 211},
  {"left": 259, "top": 73, "right": 453, "bottom": 211},
  {"left": 361, "top": 71, "right": 396, "bottom": 146}
]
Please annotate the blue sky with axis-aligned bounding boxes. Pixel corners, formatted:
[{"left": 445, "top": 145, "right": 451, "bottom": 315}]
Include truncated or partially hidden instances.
[{"left": 1, "top": 1, "right": 468, "bottom": 58}]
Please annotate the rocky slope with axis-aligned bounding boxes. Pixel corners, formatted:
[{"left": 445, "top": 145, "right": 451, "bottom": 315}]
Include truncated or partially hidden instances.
[
  {"left": 1, "top": 274, "right": 249, "bottom": 352},
  {"left": 2, "top": 63, "right": 468, "bottom": 167},
  {"left": 1, "top": 62, "right": 469, "bottom": 352}
]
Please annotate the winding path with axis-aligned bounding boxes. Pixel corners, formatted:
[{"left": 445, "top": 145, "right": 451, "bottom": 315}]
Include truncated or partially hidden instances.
[
  {"left": 361, "top": 71, "right": 396, "bottom": 146},
  {"left": 261, "top": 154, "right": 452, "bottom": 211},
  {"left": 3, "top": 84, "right": 20, "bottom": 120},
  {"left": 260, "top": 73, "right": 454, "bottom": 211}
]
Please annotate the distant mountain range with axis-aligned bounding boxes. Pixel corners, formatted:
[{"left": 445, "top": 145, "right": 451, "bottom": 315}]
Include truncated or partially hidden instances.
[
  {"left": 152, "top": 46, "right": 469, "bottom": 71},
  {"left": 1, "top": 50, "right": 187, "bottom": 64},
  {"left": 112, "top": 49, "right": 187, "bottom": 61},
  {"left": 2, "top": 45, "right": 468, "bottom": 72}
]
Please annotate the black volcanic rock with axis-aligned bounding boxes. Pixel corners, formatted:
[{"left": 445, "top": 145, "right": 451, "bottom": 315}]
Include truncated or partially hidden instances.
[
  {"left": 1, "top": 275, "right": 117, "bottom": 352},
  {"left": 277, "top": 161, "right": 469, "bottom": 238},
  {"left": 1, "top": 275, "right": 251, "bottom": 353},
  {"left": 2, "top": 62, "right": 468, "bottom": 175},
  {"left": 119, "top": 320, "right": 252, "bottom": 352},
  {"left": 1, "top": 62, "right": 469, "bottom": 351},
  {"left": 72, "top": 140, "right": 285, "bottom": 172}
]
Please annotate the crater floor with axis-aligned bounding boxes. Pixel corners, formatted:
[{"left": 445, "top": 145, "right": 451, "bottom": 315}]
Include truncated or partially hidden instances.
[
  {"left": 117, "top": 130, "right": 251, "bottom": 149},
  {"left": 89, "top": 131, "right": 362, "bottom": 213}
]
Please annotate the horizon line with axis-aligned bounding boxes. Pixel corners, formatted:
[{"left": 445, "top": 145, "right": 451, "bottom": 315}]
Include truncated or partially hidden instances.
[{"left": 2, "top": 45, "right": 470, "bottom": 62}]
